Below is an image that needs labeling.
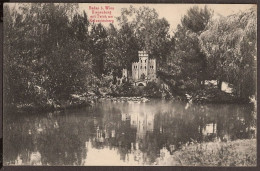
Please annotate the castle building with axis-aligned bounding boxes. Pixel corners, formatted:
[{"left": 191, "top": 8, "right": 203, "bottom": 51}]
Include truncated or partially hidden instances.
[
  {"left": 118, "top": 51, "right": 156, "bottom": 86},
  {"left": 132, "top": 51, "right": 156, "bottom": 82}
]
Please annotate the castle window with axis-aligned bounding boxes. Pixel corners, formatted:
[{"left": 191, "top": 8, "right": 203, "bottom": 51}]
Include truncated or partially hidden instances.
[
  {"left": 140, "top": 66, "right": 142, "bottom": 69},
  {"left": 145, "top": 66, "right": 146, "bottom": 70},
  {"left": 145, "top": 60, "right": 147, "bottom": 63},
  {"left": 141, "top": 60, "right": 142, "bottom": 63}
]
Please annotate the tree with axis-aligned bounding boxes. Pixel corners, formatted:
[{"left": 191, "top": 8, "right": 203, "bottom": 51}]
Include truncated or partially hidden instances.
[
  {"left": 166, "top": 6, "right": 212, "bottom": 89},
  {"left": 200, "top": 7, "right": 257, "bottom": 99},
  {"left": 33, "top": 4, "right": 88, "bottom": 102},
  {"left": 170, "top": 25, "right": 206, "bottom": 89},
  {"left": 71, "top": 10, "right": 90, "bottom": 50},
  {"left": 118, "top": 23, "right": 139, "bottom": 71},
  {"left": 3, "top": 3, "right": 90, "bottom": 107},
  {"left": 3, "top": 4, "right": 42, "bottom": 105},
  {"left": 105, "top": 23, "right": 139, "bottom": 77},
  {"left": 117, "top": 6, "right": 172, "bottom": 67},
  {"left": 104, "top": 24, "right": 120, "bottom": 75},
  {"left": 182, "top": 6, "right": 212, "bottom": 34},
  {"left": 89, "top": 23, "right": 108, "bottom": 76}
]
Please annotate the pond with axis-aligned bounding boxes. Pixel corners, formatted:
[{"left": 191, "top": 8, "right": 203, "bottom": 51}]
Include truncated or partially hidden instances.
[{"left": 3, "top": 99, "right": 256, "bottom": 166}]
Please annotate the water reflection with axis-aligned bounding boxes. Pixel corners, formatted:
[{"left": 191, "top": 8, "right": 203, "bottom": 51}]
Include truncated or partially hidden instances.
[{"left": 4, "top": 99, "right": 256, "bottom": 165}]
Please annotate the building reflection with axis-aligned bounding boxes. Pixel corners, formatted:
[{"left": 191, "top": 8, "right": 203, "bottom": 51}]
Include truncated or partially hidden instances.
[{"left": 130, "top": 112, "right": 154, "bottom": 140}]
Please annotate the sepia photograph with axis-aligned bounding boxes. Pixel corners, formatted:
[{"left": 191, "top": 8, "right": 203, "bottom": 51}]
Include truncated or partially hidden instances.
[{"left": 2, "top": 2, "right": 257, "bottom": 166}]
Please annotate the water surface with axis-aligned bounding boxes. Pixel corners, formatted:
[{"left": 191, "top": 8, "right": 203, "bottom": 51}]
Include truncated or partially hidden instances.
[{"left": 4, "top": 99, "right": 256, "bottom": 166}]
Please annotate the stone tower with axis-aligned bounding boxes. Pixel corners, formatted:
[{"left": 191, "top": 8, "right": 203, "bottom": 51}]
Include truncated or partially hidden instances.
[
  {"left": 148, "top": 58, "right": 156, "bottom": 81},
  {"left": 138, "top": 51, "right": 149, "bottom": 80},
  {"left": 131, "top": 50, "right": 156, "bottom": 83},
  {"left": 132, "top": 61, "right": 139, "bottom": 81}
]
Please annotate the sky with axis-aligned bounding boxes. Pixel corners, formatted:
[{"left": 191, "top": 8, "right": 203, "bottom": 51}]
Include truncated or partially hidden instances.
[
  {"left": 78, "top": 3, "right": 256, "bottom": 33},
  {"left": 6, "top": 3, "right": 256, "bottom": 34}
]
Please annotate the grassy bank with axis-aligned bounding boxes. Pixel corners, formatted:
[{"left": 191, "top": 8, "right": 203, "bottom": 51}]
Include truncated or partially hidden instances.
[{"left": 156, "top": 139, "right": 256, "bottom": 166}]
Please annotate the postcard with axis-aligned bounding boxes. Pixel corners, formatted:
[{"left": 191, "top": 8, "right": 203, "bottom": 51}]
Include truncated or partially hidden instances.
[{"left": 2, "top": 2, "right": 257, "bottom": 166}]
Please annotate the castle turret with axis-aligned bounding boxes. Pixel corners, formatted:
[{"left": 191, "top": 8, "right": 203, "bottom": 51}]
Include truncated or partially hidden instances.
[
  {"left": 138, "top": 51, "right": 148, "bottom": 80},
  {"left": 132, "top": 62, "right": 139, "bottom": 81},
  {"left": 131, "top": 50, "right": 157, "bottom": 84}
]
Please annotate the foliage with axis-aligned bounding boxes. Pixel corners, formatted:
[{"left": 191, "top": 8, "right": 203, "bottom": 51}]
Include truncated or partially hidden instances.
[
  {"left": 3, "top": 4, "right": 257, "bottom": 108},
  {"left": 166, "top": 6, "right": 211, "bottom": 89},
  {"left": 117, "top": 5, "right": 173, "bottom": 66},
  {"left": 4, "top": 4, "right": 90, "bottom": 107},
  {"left": 167, "top": 26, "right": 206, "bottom": 89},
  {"left": 181, "top": 6, "right": 212, "bottom": 33},
  {"left": 200, "top": 7, "right": 257, "bottom": 99},
  {"left": 105, "top": 23, "right": 139, "bottom": 76},
  {"left": 143, "top": 82, "right": 162, "bottom": 98},
  {"left": 162, "top": 139, "right": 256, "bottom": 166},
  {"left": 90, "top": 23, "right": 108, "bottom": 76}
]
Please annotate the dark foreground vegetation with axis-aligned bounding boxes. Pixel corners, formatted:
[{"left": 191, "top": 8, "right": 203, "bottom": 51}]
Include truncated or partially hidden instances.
[
  {"left": 157, "top": 139, "right": 256, "bottom": 166},
  {"left": 3, "top": 4, "right": 256, "bottom": 111}
]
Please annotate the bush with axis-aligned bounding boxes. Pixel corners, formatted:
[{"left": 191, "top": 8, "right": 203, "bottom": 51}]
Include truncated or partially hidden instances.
[{"left": 143, "top": 82, "right": 162, "bottom": 98}]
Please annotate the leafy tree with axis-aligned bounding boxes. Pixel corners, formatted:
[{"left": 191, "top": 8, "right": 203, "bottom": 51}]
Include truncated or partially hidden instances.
[
  {"left": 33, "top": 4, "right": 88, "bottom": 102},
  {"left": 117, "top": 6, "right": 172, "bottom": 66},
  {"left": 167, "top": 6, "right": 212, "bottom": 89},
  {"left": 182, "top": 6, "right": 212, "bottom": 34},
  {"left": 118, "top": 23, "right": 139, "bottom": 70},
  {"left": 200, "top": 7, "right": 257, "bottom": 99},
  {"left": 89, "top": 23, "right": 108, "bottom": 76},
  {"left": 170, "top": 26, "right": 206, "bottom": 88},
  {"left": 71, "top": 10, "right": 90, "bottom": 50},
  {"left": 4, "top": 3, "right": 90, "bottom": 107},
  {"left": 105, "top": 23, "right": 139, "bottom": 77},
  {"left": 3, "top": 4, "right": 41, "bottom": 105},
  {"left": 104, "top": 24, "right": 121, "bottom": 75}
]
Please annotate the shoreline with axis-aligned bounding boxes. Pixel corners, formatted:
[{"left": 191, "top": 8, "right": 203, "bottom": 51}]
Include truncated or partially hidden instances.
[{"left": 4, "top": 93, "right": 254, "bottom": 114}]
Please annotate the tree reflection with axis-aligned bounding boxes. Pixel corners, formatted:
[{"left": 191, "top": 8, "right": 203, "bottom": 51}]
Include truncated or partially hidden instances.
[{"left": 4, "top": 100, "right": 256, "bottom": 165}]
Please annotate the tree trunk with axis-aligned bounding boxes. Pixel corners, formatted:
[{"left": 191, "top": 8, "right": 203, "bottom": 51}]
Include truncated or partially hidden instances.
[{"left": 217, "top": 80, "right": 222, "bottom": 90}]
